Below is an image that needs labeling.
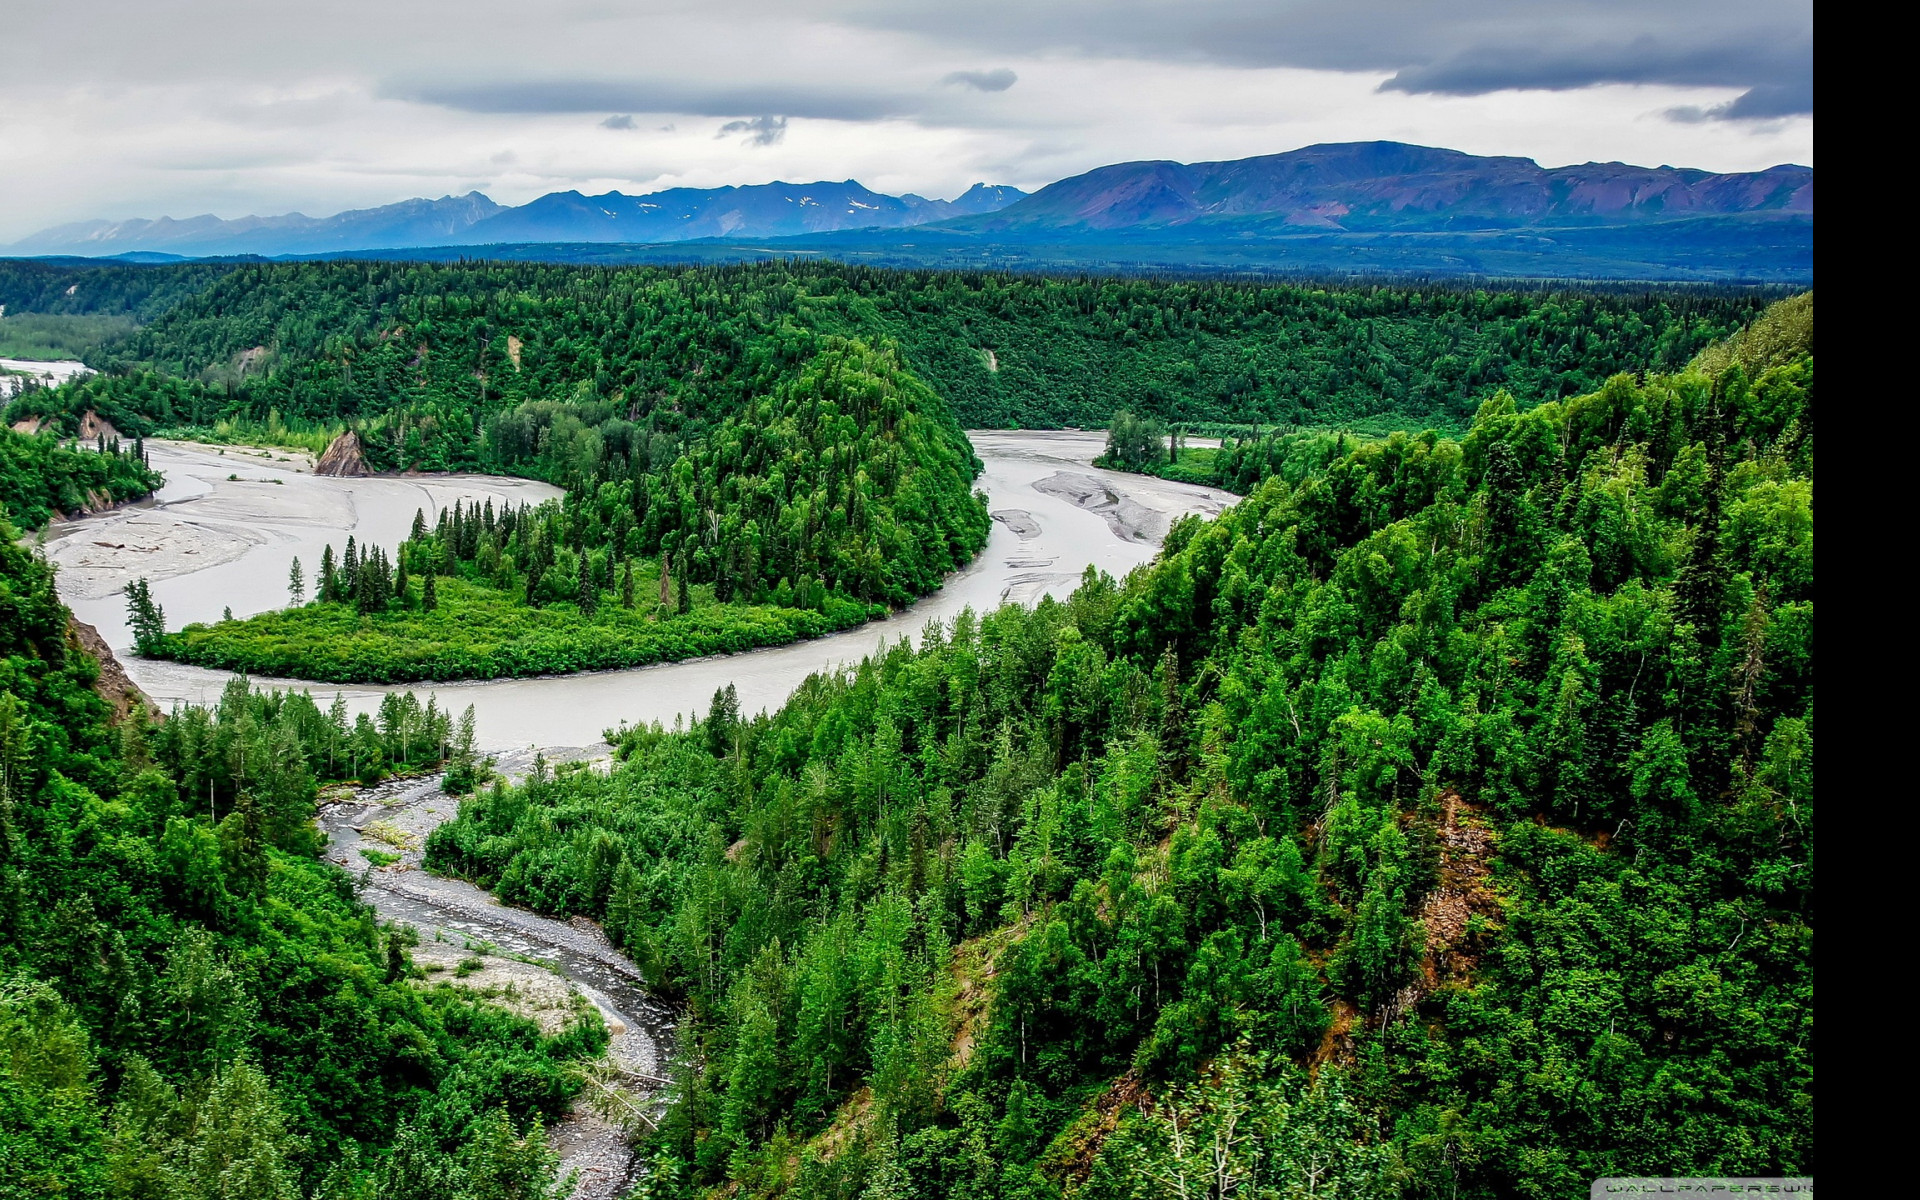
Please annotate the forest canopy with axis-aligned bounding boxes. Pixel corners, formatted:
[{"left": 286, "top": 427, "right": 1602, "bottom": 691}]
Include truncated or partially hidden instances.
[
  {"left": 0, "top": 514, "right": 588, "bottom": 1197},
  {"left": 424, "top": 297, "right": 1814, "bottom": 1198},
  {"left": 6, "top": 259, "right": 1772, "bottom": 439}
]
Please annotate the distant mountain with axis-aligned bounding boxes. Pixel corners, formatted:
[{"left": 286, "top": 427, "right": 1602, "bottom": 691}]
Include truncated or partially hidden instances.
[
  {"left": 8, "top": 193, "right": 507, "bottom": 258},
  {"left": 460, "top": 179, "right": 1026, "bottom": 244},
  {"left": 5, "top": 182, "right": 1028, "bottom": 257},
  {"left": 1, "top": 142, "right": 1809, "bottom": 280},
  {"left": 957, "top": 142, "right": 1810, "bottom": 234}
]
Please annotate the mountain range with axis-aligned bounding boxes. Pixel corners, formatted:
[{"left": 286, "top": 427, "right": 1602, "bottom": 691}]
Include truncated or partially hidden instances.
[
  {"left": 960, "top": 141, "right": 1810, "bottom": 233},
  {"left": 6, "top": 181, "right": 1028, "bottom": 258},
  {"left": 3, "top": 142, "right": 1811, "bottom": 279}
]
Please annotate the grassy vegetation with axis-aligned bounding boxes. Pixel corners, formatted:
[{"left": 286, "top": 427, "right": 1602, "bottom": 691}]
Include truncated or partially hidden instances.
[
  {"left": 0, "top": 312, "right": 138, "bottom": 359},
  {"left": 150, "top": 411, "right": 344, "bottom": 456},
  {"left": 160, "top": 573, "right": 884, "bottom": 683}
]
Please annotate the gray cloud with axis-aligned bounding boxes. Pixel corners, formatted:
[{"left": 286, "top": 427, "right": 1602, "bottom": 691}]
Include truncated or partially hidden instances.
[
  {"left": 718, "top": 115, "right": 788, "bottom": 146},
  {"left": 1717, "top": 79, "right": 1816, "bottom": 120},
  {"left": 401, "top": 80, "right": 906, "bottom": 123},
  {"left": 601, "top": 113, "right": 636, "bottom": 130},
  {"left": 943, "top": 68, "right": 1017, "bottom": 92},
  {"left": 0, "top": 0, "right": 1813, "bottom": 241},
  {"left": 841, "top": 0, "right": 1813, "bottom": 114},
  {"left": 1377, "top": 30, "right": 1812, "bottom": 121}
]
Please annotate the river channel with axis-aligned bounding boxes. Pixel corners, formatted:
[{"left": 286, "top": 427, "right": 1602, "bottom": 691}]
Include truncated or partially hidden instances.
[
  {"left": 42, "top": 429, "right": 1232, "bottom": 1195},
  {"left": 48, "top": 431, "right": 1233, "bottom": 752}
]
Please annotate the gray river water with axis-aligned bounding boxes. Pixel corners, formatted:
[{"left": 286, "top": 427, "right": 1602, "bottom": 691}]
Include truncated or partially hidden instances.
[
  {"left": 48, "top": 432, "right": 1231, "bottom": 753},
  {"left": 42, "top": 430, "right": 1232, "bottom": 1194}
]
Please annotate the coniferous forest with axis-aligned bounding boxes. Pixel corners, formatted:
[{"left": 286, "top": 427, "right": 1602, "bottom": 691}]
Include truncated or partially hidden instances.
[
  {"left": 1, "top": 517, "right": 593, "bottom": 1195},
  {"left": 0, "top": 255, "right": 1812, "bottom": 1198},
  {"left": 5, "top": 260, "right": 1771, "bottom": 681},
  {"left": 423, "top": 299, "right": 1814, "bottom": 1196}
]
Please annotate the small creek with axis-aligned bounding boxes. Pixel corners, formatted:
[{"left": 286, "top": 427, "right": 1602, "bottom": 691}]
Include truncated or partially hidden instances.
[{"left": 318, "top": 751, "right": 671, "bottom": 1197}]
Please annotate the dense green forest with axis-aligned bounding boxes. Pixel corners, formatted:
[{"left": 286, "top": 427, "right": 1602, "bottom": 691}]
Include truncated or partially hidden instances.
[
  {"left": 0, "top": 426, "right": 160, "bottom": 529},
  {"left": 0, "top": 259, "right": 239, "bottom": 321},
  {"left": 20, "top": 259, "right": 1768, "bottom": 435},
  {"left": 425, "top": 299, "right": 1813, "bottom": 1198},
  {"left": 0, "top": 314, "right": 139, "bottom": 361},
  {"left": 1108, "top": 296, "right": 1814, "bottom": 497},
  {"left": 2, "top": 260, "right": 1775, "bottom": 681},
  {"left": 1, "top": 516, "right": 594, "bottom": 1197}
]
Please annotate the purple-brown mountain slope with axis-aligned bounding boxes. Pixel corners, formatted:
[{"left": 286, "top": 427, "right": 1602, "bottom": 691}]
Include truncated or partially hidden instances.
[{"left": 960, "top": 142, "right": 1812, "bottom": 233}]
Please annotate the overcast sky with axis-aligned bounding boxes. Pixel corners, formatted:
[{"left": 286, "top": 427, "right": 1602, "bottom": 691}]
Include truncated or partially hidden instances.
[{"left": 1, "top": 0, "right": 1812, "bottom": 240}]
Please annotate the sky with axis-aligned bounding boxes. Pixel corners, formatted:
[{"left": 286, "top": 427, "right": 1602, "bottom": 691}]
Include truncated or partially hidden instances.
[{"left": 0, "top": 0, "right": 1813, "bottom": 241}]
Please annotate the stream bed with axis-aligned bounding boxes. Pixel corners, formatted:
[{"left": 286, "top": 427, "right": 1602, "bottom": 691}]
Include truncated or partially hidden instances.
[{"left": 319, "top": 750, "right": 672, "bottom": 1198}]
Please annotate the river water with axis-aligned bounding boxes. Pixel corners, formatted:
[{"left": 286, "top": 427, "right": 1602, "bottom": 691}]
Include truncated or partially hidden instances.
[
  {"left": 1, "top": 356, "right": 93, "bottom": 397},
  {"left": 48, "top": 431, "right": 1233, "bottom": 755},
  {"left": 42, "top": 429, "right": 1231, "bottom": 1195}
]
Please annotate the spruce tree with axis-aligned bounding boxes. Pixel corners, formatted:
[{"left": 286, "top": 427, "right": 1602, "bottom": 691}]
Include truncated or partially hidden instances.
[
  {"left": 125, "top": 579, "right": 166, "bottom": 654},
  {"left": 287, "top": 556, "right": 304, "bottom": 606},
  {"left": 578, "top": 552, "right": 597, "bottom": 617}
]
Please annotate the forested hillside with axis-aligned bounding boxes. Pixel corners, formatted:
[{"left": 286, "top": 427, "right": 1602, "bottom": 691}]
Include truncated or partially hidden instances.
[
  {"left": 0, "top": 517, "right": 589, "bottom": 1196},
  {"left": 4, "top": 258, "right": 1775, "bottom": 683},
  {"left": 425, "top": 300, "right": 1814, "bottom": 1198},
  {"left": 8, "top": 262, "right": 992, "bottom": 682},
  {"left": 0, "top": 427, "right": 159, "bottom": 529},
  {"left": 10, "top": 259, "right": 1767, "bottom": 436}
]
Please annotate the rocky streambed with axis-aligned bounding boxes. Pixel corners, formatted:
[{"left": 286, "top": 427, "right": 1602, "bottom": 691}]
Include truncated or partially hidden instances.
[{"left": 318, "top": 750, "right": 673, "bottom": 1200}]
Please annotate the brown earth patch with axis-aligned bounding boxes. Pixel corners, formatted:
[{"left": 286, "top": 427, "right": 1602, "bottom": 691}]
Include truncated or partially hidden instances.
[
  {"left": 1313, "top": 997, "right": 1360, "bottom": 1070},
  {"left": 76, "top": 411, "right": 122, "bottom": 443},
  {"left": 315, "top": 430, "right": 371, "bottom": 477},
  {"left": 807, "top": 1086, "right": 875, "bottom": 1165},
  {"left": 66, "top": 616, "right": 156, "bottom": 721},
  {"left": 1043, "top": 1069, "right": 1152, "bottom": 1189},
  {"left": 1383, "top": 791, "right": 1501, "bottom": 1026},
  {"left": 948, "top": 928, "right": 1012, "bottom": 1073}
]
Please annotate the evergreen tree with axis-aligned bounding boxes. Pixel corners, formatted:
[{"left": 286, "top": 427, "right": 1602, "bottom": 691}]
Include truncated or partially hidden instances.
[
  {"left": 286, "top": 556, "right": 304, "bottom": 606},
  {"left": 125, "top": 579, "right": 166, "bottom": 655}
]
